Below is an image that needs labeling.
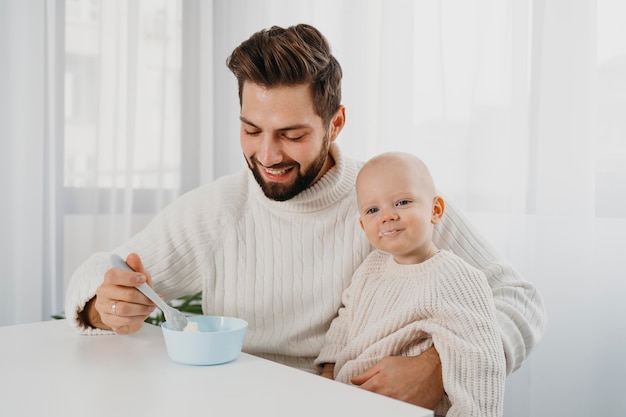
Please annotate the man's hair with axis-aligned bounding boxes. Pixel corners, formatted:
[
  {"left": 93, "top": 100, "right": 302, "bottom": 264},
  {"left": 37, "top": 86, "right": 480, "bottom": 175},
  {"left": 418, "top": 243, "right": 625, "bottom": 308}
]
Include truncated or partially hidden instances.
[{"left": 226, "top": 24, "right": 342, "bottom": 126}]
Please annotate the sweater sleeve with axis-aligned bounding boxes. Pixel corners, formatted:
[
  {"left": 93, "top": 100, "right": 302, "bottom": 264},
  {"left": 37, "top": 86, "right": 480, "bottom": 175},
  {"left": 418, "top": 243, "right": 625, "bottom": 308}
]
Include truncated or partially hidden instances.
[
  {"left": 64, "top": 174, "right": 241, "bottom": 334},
  {"left": 314, "top": 264, "right": 365, "bottom": 368},
  {"left": 433, "top": 194, "right": 547, "bottom": 373},
  {"left": 428, "top": 259, "right": 506, "bottom": 417},
  {"left": 64, "top": 252, "right": 116, "bottom": 335}
]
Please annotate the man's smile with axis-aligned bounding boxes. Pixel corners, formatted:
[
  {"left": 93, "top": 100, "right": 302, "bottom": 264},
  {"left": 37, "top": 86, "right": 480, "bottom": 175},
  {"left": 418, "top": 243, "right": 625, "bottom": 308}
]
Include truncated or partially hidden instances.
[{"left": 261, "top": 165, "right": 296, "bottom": 182}]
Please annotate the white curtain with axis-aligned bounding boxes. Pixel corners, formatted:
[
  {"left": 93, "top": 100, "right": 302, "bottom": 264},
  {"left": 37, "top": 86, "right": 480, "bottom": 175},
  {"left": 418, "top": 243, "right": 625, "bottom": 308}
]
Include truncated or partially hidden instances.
[
  {"left": 61, "top": 0, "right": 190, "bottom": 292},
  {"left": 212, "top": 2, "right": 626, "bottom": 415},
  {"left": 1, "top": 0, "right": 624, "bottom": 416},
  {"left": 0, "top": 0, "right": 62, "bottom": 326},
  {"left": 1, "top": 0, "right": 200, "bottom": 322}
]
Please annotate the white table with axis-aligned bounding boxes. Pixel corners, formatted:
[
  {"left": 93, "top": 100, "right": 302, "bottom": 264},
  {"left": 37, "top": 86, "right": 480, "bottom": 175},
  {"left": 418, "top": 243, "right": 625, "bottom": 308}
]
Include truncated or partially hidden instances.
[{"left": 0, "top": 320, "right": 432, "bottom": 417}]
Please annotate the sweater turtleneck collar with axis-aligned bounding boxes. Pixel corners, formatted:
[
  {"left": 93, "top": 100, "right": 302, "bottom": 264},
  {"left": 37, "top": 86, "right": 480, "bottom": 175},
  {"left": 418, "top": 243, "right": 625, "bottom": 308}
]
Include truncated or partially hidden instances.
[{"left": 247, "top": 143, "right": 359, "bottom": 214}]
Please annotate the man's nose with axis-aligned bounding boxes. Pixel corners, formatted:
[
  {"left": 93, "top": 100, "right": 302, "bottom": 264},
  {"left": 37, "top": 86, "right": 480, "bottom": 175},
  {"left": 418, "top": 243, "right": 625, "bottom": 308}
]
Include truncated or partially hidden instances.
[{"left": 257, "top": 134, "right": 282, "bottom": 166}]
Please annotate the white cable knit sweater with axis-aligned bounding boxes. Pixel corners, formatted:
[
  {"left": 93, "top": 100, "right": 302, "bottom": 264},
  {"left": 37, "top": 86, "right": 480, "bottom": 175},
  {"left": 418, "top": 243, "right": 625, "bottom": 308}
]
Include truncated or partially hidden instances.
[
  {"left": 65, "top": 143, "right": 546, "bottom": 374},
  {"left": 315, "top": 249, "right": 506, "bottom": 417}
]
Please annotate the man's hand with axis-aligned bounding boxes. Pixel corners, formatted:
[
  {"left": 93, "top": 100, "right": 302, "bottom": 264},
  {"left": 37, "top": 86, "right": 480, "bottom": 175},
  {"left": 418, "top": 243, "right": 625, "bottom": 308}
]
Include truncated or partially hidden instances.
[
  {"left": 82, "top": 253, "right": 156, "bottom": 334},
  {"left": 350, "top": 346, "right": 444, "bottom": 409}
]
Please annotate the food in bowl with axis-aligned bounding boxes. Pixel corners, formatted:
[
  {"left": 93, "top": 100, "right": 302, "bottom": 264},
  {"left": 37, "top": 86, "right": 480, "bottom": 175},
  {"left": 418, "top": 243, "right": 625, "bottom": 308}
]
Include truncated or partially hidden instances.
[{"left": 183, "top": 321, "right": 199, "bottom": 333}]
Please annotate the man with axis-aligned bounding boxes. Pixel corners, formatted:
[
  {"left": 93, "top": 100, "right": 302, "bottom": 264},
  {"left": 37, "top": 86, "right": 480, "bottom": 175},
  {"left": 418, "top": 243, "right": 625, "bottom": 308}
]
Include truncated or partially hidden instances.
[{"left": 66, "top": 24, "right": 546, "bottom": 409}]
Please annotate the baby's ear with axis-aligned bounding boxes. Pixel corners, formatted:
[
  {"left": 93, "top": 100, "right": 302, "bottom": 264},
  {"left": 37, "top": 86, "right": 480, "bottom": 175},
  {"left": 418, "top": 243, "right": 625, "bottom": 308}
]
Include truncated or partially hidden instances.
[
  {"left": 431, "top": 196, "right": 445, "bottom": 224},
  {"left": 359, "top": 218, "right": 365, "bottom": 230}
]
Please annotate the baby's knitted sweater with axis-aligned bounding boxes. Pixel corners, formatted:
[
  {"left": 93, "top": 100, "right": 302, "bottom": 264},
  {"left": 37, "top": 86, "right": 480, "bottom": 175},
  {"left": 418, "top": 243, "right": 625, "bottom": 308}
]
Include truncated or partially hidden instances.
[
  {"left": 315, "top": 250, "right": 506, "bottom": 417},
  {"left": 65, "top": 144, "right": 546, "bottom": 374}
]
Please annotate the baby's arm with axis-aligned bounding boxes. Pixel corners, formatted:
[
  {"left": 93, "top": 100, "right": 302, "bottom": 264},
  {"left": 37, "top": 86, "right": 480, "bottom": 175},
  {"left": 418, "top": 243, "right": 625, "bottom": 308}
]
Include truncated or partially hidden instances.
[
  {"left": 314, "top": 263, "right": 367, "bottom": 373},
  {"left": 431, "top": 261, "right": 506, "bottom": 417}
]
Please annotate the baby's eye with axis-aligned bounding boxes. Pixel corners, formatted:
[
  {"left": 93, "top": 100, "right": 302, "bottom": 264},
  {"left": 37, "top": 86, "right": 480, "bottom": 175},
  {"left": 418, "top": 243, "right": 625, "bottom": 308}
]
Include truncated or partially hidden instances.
[
  {"left": 365, "top": 207, "right": 379, "bottom": 215},
  {"left": 396, "top": 199, "right": 411, "bottom": 206}
]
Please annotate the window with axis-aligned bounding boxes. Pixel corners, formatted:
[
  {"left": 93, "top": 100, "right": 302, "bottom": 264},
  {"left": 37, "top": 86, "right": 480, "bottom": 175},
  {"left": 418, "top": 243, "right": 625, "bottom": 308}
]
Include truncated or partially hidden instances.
[
  {"left": 63, "top": 0, "right": 185, "bottom": 282},
  {"left": 64, "top": 0, "right": 182, "bottom": 190}
]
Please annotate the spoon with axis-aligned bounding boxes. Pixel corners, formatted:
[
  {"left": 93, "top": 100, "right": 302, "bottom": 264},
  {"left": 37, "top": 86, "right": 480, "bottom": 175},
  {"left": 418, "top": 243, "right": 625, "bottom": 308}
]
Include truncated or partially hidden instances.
[{"left": 109, "top": 254, "right": 189, "bottom": 331}]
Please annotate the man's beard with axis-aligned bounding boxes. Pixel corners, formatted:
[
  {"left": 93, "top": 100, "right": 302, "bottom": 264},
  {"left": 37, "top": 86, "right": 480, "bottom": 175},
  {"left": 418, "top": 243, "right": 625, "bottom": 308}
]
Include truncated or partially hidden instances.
[{"left": 248, "top": 136, "right": 330, "bottom": 202}]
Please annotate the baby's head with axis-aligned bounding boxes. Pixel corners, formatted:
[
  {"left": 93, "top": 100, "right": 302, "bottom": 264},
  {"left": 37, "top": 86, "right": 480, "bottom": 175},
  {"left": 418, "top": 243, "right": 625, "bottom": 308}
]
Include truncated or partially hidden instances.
[{"left": 356, "top": 152, "right": 444, "bottom": 264}]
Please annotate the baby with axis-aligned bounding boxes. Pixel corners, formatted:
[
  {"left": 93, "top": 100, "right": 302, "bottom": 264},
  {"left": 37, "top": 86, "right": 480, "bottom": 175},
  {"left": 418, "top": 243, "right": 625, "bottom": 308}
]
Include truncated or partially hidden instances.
[{"left": 315, "top": 152, "right": 506, "bottom": 417}]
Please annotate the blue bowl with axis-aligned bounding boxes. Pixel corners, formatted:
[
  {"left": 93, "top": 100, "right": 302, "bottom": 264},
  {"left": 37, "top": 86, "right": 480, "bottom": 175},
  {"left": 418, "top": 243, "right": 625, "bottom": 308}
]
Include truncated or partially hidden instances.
[{"left": 161, "top": 316, "right": 248, "bottom": 365}]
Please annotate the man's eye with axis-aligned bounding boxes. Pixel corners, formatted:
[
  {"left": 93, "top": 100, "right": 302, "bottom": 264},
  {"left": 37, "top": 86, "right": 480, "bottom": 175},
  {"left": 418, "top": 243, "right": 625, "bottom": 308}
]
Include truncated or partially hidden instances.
[
  {"left": 283, "top": 134, "right": 304, "bottom": 141},
  {"left": 245, "top": 130, "right": 261, "bottom": 136}
]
